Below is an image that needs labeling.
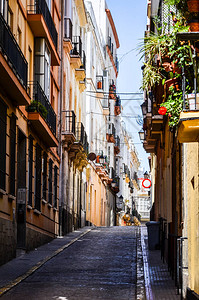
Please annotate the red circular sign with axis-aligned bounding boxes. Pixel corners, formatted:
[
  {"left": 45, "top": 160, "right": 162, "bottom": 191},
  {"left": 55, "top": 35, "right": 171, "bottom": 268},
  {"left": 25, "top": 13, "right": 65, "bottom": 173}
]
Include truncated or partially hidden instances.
[{"left": 142, "top": 179, "right": 151, "bottom": 188}]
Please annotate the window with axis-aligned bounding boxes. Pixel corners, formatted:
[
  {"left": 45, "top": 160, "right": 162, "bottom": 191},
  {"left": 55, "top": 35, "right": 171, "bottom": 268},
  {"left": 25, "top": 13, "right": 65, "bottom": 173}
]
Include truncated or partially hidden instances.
[
  {"left": 34, "top": 38, "right": 51, "bottom": 99},
  {"left": 53, "top": 165, "right": 58, "bottom": 208},
  {"left": 0, "top": 0, "right": 8, "bottom": 21},
  {"left": 7, "top": 6, "right": 13, "bottom": 32},
  {"left": 16, "top": 26, "right": 22, "bottom": 48},
  {"left": 9, "top": 113, "right": 16, "bottom": 196},
  {"left": 42, "top": 152, "right": 47, "bottom": 201},
  {"left": 46, "top": 0, "right": 51, "bottom": 12},
  {"left": 0, "top": 98, "right": 7, "bottom": 191},
  {"left": 34, "top": 143, "right": 42, "bottom": 211},
  {"left": 48, "top": 159, "right": 53, "bottom": 205},
  {"left": 28, "top": 136, "right": 33, "bottom": 206},
  {"left": 28, "top": 46, "right": 32, "bottom": 84},
  {"left": 44, "top": 43, "right": 50, "bottom": 99}
]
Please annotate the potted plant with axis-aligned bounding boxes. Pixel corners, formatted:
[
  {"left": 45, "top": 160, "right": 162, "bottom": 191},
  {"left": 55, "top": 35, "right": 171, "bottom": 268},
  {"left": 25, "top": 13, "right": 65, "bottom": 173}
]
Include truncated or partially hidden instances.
[{"left": 26, "top": 100, "right": 48, "bottom": 119}]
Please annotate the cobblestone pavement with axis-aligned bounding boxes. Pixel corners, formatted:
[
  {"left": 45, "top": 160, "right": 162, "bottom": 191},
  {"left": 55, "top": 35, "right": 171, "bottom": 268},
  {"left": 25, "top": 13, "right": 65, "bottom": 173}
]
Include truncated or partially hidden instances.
[
  {"left": 141, "top": 226, "right": 181, "bottom": 300},
  {"left": 0, "top": 227, "right": 138, "bottom": 300}
]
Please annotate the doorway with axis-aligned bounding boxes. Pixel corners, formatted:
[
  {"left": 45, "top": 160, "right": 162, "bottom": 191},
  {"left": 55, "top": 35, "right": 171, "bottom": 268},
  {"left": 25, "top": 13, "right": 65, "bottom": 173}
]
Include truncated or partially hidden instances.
[{"left": 16, "top": 129, "right": 27, "bottom": 249}]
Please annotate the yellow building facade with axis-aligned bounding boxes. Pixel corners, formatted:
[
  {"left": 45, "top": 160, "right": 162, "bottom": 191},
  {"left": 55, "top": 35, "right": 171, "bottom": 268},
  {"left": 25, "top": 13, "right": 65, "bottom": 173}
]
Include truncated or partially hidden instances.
[{"left": 0, "top": 0, "right": 60, "bottom": 264}]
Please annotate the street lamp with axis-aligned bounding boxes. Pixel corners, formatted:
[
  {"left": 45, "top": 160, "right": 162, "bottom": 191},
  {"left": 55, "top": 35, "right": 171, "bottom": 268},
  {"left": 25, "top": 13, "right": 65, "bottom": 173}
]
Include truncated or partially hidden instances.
[
  {"left": 119, "top": 195, "right": 123, "bottom": 204},
  {"left": 99, "top": 153, "right": 105, "bottom": 164},
  {"left": 141, "top": 101, "right": 147, "bottom": 116},
  {"left": 138, "top": 130, "right": 145, "bottom": 142}
]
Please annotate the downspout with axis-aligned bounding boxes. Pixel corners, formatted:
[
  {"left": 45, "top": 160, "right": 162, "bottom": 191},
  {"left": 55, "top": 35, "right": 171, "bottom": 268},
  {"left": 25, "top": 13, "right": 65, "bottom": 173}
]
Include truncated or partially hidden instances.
[{"left": 58, "top": 0, "right": 64, "bottom": 236}]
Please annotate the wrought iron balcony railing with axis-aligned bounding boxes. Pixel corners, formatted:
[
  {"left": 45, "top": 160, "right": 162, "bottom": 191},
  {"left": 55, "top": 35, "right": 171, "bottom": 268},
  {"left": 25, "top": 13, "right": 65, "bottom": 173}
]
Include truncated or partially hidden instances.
[
  {"left": 0, "top": 12, "right": 28, "bottom": 89},
  {"left": 115, "top": 96, "right": 121, "bottom": 107},
  {"left": 76, "top": 122, "right": 89, "bottom": 153},
  {"left": 64, "top": 17, "right": 72, "bottom": 41},
  {"left": 27, "top": 0, "right": 58, "bottom": 49},
  {"left": 107, "top": 123, "right": 116, "bottom": 137},
  {"left": 71, "top": 36, "right": 82, "bottom": 56},
  {"left": 107, "top": 36, "right": 113, "bottom": 55},
  {"left": 115, "top": 55, "right": 119, "bottom": 72},
  {"left": 115, "top": 136, "right": 120, "bottom": 148},
  {"left": 81, "top": 50, "right": 86, "bottom": 70},
  {"left": 27, "top": 82, "right": 56, "bottom": 135},
  {"left": 62, "top": 110, "right": 76, "bottom": 135}
]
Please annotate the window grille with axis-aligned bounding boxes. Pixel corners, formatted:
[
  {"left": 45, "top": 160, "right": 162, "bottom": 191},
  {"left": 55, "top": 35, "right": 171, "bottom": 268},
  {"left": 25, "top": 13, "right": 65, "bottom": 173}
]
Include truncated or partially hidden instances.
[
  {"left": 48, "top": 159, "right": 53, "bottom": 205},
  {"left": 28, "top": 136, "right": 33, "bottom": 206},
  {"left": 34, "top": 143, "right": 42, "bottom": 210},
  {"left": 0, "top": 98, "right": 7, "bottom": 191},
  {"left": 54, "top": 165, "right": 58, "bottom": 208},
  {"left": 9, "top": 113, "right": 16, "bottom": 196}
]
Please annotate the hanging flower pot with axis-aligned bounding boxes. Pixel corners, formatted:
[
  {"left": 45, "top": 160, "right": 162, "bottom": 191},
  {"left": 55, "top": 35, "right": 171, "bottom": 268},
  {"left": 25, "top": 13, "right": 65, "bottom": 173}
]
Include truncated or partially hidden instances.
[
  {"left": 187, "top": 0, "right": 199, "bottom": 13},
  {"left": 158, "top": 106, "right": 167, "bottom": 115},
  {"left": 188, "top": 19, "right": 199, "bottom": 31}
]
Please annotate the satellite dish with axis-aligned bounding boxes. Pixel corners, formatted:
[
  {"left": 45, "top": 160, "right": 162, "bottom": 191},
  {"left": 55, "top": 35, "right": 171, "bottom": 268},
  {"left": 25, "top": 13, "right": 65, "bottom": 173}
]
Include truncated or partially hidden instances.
[{"left": 87, "top": 152, "right": 96, "bottom": 161}]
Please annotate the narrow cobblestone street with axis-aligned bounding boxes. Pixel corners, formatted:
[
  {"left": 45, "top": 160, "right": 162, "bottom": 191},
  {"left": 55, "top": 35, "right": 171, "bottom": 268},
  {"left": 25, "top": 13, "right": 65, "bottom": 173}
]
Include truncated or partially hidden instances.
[
  {"left": 0, "top": 226, "right": 182, "bottom": 300},
  {"left": 0, "top": 227, "right": 138, "bottom": 300}
]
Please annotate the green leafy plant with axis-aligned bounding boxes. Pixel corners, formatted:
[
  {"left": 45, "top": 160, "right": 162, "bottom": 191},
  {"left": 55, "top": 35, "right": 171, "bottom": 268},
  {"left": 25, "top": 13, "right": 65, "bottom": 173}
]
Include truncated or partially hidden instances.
[
  {"left": 27, "top": 100, "right": 48, "bottom": 119},
  {"left": 160, "top": 83, "right": 192, "bottom": 127}
]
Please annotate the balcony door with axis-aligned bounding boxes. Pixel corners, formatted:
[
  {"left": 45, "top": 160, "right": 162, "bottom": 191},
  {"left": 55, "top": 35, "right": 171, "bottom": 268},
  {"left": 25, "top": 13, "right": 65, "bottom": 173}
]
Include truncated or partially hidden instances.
[{"left": 34, "top": 38, "right": 51, "bottom": 100}]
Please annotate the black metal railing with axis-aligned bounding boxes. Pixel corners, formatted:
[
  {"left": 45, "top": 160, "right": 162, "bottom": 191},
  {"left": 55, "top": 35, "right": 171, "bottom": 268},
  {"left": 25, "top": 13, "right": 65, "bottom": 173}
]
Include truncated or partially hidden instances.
[
  {"left": 27, "top": 82, "right": 56, "bottom": 135},
  {"left": 76, "top": 122, "right": 89, "bottom": 153},
  {"left": 71, "top": 36, "right": 82, "bottom": 56},
  {"left": 109, "top": 167, "right": 115, "bottom": 179},
  {"left": 115, "top": 96, "right": 121, "bottom": 107},
  {"left": 134, "top": 171, "right": 138, "bottom": 182},
  {"left": 108, "top": 123, "right": 116, "bottom": 137},
  {"left": 80, "top": 50, "right": 86, "bottom": 70},
  {"left": 64, "top": 17, "right": 72, "bottom": 40},
  {"left": 115, "top": 55, "right": 119, "bottom": 72},
  {"left": 0, "top": 12, "right": 28, "bottom": 89},
  {"left": 76, "top": 122, "right": 84, "bottom": 144},
  {"left": 96, "top": 75, "right": 104, "bottom": 90},
  {"left": 107, "top": 36, "right": 113, "bottom": 55},
  {"left": 115, "top": 135, "right": 120, "bottom": 148},
  {"left": 62, "top": 110, "right": 76, "bottom": 135},
  {"left": 27, "top": 0, "right": 58, "bottom": 49}
]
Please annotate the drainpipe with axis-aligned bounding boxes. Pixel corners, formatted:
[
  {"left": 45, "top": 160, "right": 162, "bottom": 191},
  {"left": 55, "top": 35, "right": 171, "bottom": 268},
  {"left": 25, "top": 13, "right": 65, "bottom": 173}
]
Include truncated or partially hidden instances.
[{"left": 58, "top": 0, "right": 64, "bottom": 236}]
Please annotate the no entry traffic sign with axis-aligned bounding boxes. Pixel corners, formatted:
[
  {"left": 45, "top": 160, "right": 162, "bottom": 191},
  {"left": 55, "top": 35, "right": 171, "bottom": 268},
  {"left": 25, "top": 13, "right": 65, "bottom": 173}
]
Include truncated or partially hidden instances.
[{"left": 142, "top": 179, "right": 151, "bottom": 189}]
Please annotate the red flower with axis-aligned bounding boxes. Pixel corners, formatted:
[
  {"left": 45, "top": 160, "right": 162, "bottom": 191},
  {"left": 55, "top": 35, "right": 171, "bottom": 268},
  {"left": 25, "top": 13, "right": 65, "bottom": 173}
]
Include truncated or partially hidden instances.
[
  {"left": 168, "top": 113, "right": 172, "bottom": 117},
  {"left": 158, "top": 107, "right": 167, "bottom": 115}
]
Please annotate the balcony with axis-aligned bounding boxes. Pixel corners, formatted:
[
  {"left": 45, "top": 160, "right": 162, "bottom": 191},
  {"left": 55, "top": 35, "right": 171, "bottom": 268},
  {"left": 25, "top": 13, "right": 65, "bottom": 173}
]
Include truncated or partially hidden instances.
[
  {"left": 64, "top": 17, "right": 73, "bottom": 53},
  {"left": 27, "top": 0, "right": 59, "bottom": 66},
  {"left": 114, "top": 96, "right": 121, "bottom": 116},
  {"left": 70, "top": 122, "right": 89, "bottom": 171},
  {"left": 106, "top": 123, "right": 116, "bottom": 143},
  {"left": 178, "top": 93, "right": 199, "bottom": 143},
  {"left": 114, "top": 136, "right": 120, "bottom": 155},
  {"left": 75, "top": 50, "right": 86, "bottom": 81},
  {"left": 70, "top": 36, "right": 82, "bottom": 69},
  {"left": 26, "top": 82, "right": 58, "bottom": 147},
  {"left": 62, "top": 110, "right": 76, "bottom": 145},
  {"left": 0, "top": 12, "right": 29, "bottom": 106}
]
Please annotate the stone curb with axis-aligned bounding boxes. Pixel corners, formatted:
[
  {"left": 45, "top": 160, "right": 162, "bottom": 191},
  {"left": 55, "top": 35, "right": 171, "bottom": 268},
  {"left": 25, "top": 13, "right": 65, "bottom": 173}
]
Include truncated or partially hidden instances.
[
  {"left": 0, "top": 228, "right": 93, "bottom": 297},
  {"left": 136, "top": 226, "right": 146, "bottom": 300}
]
